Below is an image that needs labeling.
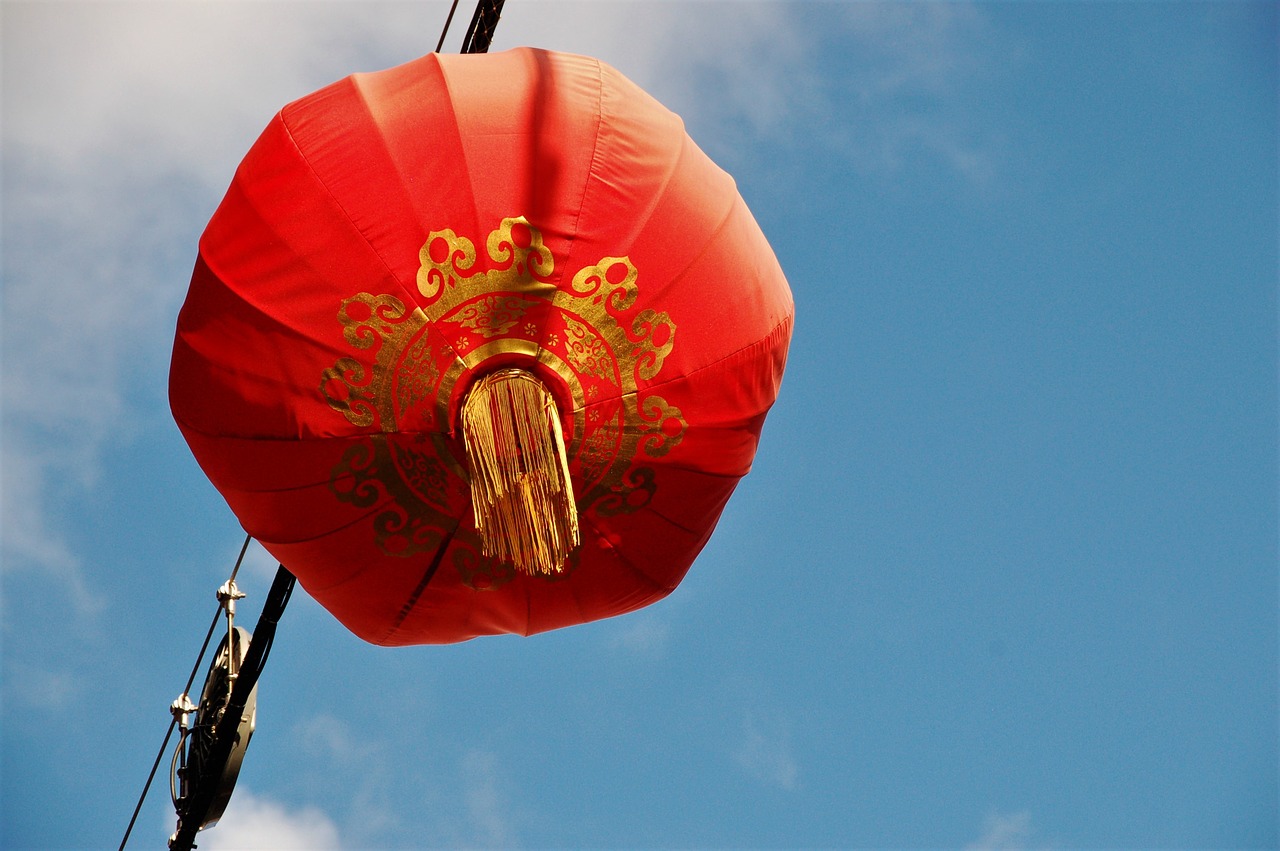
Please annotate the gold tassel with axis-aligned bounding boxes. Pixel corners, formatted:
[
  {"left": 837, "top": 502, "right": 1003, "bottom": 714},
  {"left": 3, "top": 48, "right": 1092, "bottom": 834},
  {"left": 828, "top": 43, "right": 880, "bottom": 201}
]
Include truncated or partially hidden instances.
[{"left": 461, "top": 369, "right": 579, "bottom": 575}]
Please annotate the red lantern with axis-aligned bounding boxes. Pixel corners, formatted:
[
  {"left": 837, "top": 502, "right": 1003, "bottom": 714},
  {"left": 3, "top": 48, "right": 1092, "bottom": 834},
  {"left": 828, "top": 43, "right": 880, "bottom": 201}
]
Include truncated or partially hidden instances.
[{"left": 170, "top": 48, "right": 793, "bottom": 645}]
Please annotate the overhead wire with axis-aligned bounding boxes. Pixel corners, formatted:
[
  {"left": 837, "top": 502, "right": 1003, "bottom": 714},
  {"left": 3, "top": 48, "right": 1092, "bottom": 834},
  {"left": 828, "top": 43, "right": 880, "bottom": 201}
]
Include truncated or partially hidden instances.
[
  {"left": 168, "top": 565, "right": 296, "bottom": 851},
  {"left": 435, "top": 0, "right": 462, "bottom": 52},
  {"left": 117, "top": 534, "right": 252, "bottom": 851}
]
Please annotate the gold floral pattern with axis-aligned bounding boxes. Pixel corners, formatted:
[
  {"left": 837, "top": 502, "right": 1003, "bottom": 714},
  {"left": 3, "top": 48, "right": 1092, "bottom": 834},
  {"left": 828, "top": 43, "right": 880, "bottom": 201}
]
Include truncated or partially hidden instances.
[
  {"left": 562, "top": 317, "right": 616, "bottom": 384},
  {"left": 452, "top": 294, "right": 540, "bottom": 338},
  {"left": 322, "top": 217, "right": 688, "bottom": 589}
]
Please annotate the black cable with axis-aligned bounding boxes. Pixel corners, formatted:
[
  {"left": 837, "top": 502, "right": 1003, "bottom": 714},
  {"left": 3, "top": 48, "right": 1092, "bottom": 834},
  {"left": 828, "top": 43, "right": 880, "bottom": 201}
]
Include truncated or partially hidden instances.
[
  {"left": 118, "top": 535, "right": 253, "bottom": 851},
  {"left": 436, "top": 0, "right": 462, "bottom": 52},
  {"left": 118, "top": 718, "right": 180, "bottom": 851},
  {"left": 169, "top": 565, "right": 296, "bottom": 851},
  {"left": 460, "top": 0, "right": 507, "bottom": 54},
  {"left": 227, "top": 534, "right": 251, "bottom": 586}
]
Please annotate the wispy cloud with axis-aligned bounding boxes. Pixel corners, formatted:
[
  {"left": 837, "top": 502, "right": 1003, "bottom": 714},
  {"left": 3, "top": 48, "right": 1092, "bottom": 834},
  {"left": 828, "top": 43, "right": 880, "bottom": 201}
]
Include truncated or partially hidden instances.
[
  {"left": 292, "top": 713, "right": 524, "bottom": 847},
  {"left": 0, "top": 440, "right": 98, "bottom": 612},
  {"left": 461, "top": 750, "right": 519, "bottom": 849},
  {"left": 1, "top": 2, "right": 427, "bottom": 600},
  {"left": 416, "top": 748, "right": 522, "bottom": 849},
  {"left": 823, "top": 1, "right": 1001, "bottom": 183},
  {"left": 734, "top": 711, "right": 799, "bottom": 791},
  {"left": 293, "top": 713, "right": 401, "bottom": 840},
  {"left": 2, "top": 660, "right": 78, "bottom": 711},
  {"left": 612, "top": 1, "right": 1002, "bottom": 187},
  {"left": 607, "top": 613, "right": 670, "bottom": 657},
  {"left": 1, "top": 146, "right": 198, "bottom": 610},
  {"left": 197, "top": 788, "right": 343, "bottom": 851},
  {"left": 966, "top": 810, "right": 1042, "bottom": 851},
  {"left": 296, "top": 713, "right": 380, "bottom": 764},
  {"left": 239, "top": 538, "right": 286, "bottom": 584}
]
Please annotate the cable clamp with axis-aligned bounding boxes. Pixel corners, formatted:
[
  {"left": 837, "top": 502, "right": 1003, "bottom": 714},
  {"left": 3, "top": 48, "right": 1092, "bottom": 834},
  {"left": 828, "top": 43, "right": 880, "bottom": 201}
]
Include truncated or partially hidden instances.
[
  {"left": 170, "top": 694, "right": 197, "bottom": 731},
  {"left": 216, "top": 580, "right": 246, "bottom": 617}
]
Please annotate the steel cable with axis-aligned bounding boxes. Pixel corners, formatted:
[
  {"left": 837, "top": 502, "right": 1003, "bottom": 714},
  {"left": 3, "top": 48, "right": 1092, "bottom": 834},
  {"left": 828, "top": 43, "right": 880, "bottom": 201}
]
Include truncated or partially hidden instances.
[{"left": 117, "top": 535, "right": 252, "bottom": 851}]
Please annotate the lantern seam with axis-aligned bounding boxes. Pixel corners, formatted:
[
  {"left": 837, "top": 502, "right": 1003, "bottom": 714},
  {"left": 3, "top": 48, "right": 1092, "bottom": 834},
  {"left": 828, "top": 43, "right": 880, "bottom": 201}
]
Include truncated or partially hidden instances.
[
  {"left": 237, "top": 500, "right": 393, "bottom": 551},
  {"left": 630, "top": 164, "right": 742, "bottom": 314},
  {"left": 427, "top": 56, "right": 492, "bottom": 376},
  {"left": 554, "top": 56, "right": 606, "bottom": 283},
  {"left": 590, "top": 65, "right": 689, "bottom": 268},
  {"left": 381, "top": 520, "right": 462, "bottom": 643},
  {"left": 432, "top": 54, "right": 485, "bottom": 270},
  {"left": 272, "top": 107, "right": 415, "bottom": 308},
  {"left": 170, "top": 411, "right": 446, "bottom": 451},
  {"left": 580, "top": 512, "right": 672, "bottom": 594},
  {"left": 276, "top": 99, "right": 469, "bottom": 374},
  {"left": 623, "top": 124, "right": 690, "bottom": 260},
  {"left": 637, "top": 314, "right": 793, "bottom": 400}
]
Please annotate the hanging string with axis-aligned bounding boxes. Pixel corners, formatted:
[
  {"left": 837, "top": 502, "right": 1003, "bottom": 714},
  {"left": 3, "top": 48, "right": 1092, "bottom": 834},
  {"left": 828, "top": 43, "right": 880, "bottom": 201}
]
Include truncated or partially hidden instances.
[{"left": 117, "top": 534, "right": 252, "bottom": 851}]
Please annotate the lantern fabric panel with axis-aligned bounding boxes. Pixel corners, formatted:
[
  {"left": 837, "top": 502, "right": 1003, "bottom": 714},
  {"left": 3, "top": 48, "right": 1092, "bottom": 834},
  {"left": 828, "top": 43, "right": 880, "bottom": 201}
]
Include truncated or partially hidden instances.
[{"left": 170, "top": 48, "right": 793, "bottom": 646}]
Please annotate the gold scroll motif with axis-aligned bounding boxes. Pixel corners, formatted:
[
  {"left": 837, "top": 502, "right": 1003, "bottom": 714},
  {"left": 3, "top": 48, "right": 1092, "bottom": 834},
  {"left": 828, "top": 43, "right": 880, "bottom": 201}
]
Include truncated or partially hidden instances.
[
  {"left": 322, "top": 216, "right": 687, "bottom": 588},
  {"left": 562, "top": 317, "right": 616, "bottom": 384},
  {"left": 452, "top": 294, "right": 541, "bottom": 339}
]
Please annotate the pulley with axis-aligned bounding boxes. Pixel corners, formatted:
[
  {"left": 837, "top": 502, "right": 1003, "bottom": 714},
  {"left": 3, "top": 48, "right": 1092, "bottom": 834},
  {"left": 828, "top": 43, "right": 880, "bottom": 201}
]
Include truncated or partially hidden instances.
[{"left": 170, "top": 626, "right": 258, "bottom": 837}]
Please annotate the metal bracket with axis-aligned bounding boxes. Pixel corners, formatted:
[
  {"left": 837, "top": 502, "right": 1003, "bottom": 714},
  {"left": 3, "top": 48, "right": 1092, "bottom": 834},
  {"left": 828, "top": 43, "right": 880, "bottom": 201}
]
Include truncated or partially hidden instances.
[
  {"left": 170, "top": 694, "right": 197, "bottom": 732},
  {"left": 169, "top": 566, "right": 295, "bottom": 851},
  {"left": 216, "top": 580, "right": 247, "bottom": 678}
]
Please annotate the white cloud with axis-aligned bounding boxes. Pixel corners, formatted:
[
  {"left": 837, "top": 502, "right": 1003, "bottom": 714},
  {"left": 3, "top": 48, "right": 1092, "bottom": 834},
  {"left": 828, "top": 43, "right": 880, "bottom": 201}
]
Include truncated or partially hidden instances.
[
  {"left": 2, "top": 660, "right": 79, "bottom": 711},
  {"left": 460, "top": 750, "right": 519, "bottom": 849},
  {"left": 2, "top": 2, "right": 413, "bottom": 594},
  {"left": 292, "top": 713, "right": 400, "bottom": 840},
  {"left": 966, "top": 810, "right": 1040, "bottom": 851},
  {"left": 0, "top": 439, "right": 98, "bottom": 612},
  {"left": 767, "top": 2, "right": 998, "bottom": 184},
  {"left": 415, "top": 748, "right": 521, "bottom": 849},
  {"left": 291, "top": 717, "right": 521, "bottom": 847},
  {"left": 734, "top": 711, "right": 799, "bottom": 791},
  {"left": 197, "top": 788, "right": 343, "bottom": 851},
  {"left": 3, "top": 2, "right": 429, "bottom": 180},
  {"left": 607, "top": 613, "right": 670, "bottom": 656},
  {"left": 295, "top": 712, "right": 378, "bottom": 764},
  {"left": 514, "top": 1, "right": 999, "bottom": 186},
  {"left": 1, "top": 147, "right": 195, "bottom": 600}
]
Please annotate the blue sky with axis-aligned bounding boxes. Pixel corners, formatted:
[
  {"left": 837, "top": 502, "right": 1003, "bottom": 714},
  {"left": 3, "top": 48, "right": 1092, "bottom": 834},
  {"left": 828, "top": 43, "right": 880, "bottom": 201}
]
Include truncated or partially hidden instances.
[{"left": 2, "top": 2, "right": 1275, "bottom": 849}]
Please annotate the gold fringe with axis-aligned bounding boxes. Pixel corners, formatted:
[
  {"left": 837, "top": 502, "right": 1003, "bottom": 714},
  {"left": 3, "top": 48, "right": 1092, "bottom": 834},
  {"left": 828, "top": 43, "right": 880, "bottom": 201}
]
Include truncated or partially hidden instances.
[{"left": 460, "top": 369, "right": 580, "bottom": 575}]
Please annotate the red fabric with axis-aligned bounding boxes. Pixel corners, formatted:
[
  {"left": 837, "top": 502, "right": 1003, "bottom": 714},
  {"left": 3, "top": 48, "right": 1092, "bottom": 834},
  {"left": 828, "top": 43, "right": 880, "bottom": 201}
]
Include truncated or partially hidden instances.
[{"left": 171, "top": 49, "right": 793, "bottom": 645}]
